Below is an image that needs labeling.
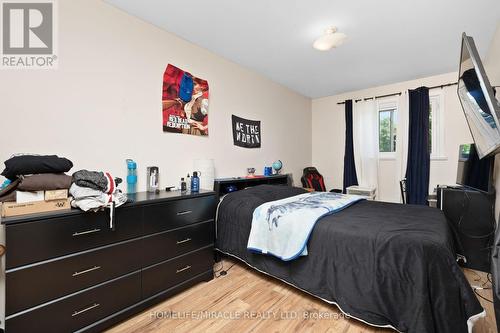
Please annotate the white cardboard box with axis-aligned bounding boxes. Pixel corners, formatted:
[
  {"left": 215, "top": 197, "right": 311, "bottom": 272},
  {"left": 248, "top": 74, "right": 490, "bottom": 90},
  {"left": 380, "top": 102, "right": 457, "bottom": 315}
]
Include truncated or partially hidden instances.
[
  {"left": 45, "top": 189, "right": 69, "bottom": 201},
  {"left": 16, "top": 191, "right": 45, "bottom": 204}
]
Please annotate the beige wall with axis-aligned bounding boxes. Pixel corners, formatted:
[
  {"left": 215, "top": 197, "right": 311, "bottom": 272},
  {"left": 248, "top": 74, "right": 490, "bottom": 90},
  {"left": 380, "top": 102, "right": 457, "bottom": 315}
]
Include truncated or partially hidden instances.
[
  {"left": 485, "top": 24, "right": 500, "bottom": 220},
  {"left": 485, "top": 24, "right": 500, "bottom": 85},
  {"left": 0, "top": 0, "right": 312, "bottom": 191},
  {"left": 312, "top": 72, "right": 473, "bottom": 202}
]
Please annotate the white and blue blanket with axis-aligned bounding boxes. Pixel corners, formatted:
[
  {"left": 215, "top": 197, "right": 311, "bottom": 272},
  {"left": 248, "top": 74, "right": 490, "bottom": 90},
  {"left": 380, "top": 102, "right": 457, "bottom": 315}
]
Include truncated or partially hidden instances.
[{"left": 247, "top": 192, "right": 365, "bottom": 261}]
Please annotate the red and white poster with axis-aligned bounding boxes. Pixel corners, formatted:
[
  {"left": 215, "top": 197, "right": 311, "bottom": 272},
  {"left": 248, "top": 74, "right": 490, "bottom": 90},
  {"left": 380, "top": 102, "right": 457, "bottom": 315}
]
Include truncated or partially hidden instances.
[{"left": 162, "top": 64, "right": 209, "bottom": 136}]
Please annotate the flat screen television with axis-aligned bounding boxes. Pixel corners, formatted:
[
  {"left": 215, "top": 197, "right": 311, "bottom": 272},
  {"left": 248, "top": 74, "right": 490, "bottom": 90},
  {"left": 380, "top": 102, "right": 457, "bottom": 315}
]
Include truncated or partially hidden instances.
[
  {"left": 456, "top": 143, "right": 494, "bottom": 193},
  {"left": 457, "top": 33, "right": 500, "bottom": 159}
]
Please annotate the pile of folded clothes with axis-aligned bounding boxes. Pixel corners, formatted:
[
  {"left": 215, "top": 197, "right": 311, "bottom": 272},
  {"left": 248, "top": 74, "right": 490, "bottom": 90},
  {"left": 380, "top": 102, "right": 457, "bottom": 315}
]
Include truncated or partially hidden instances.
[
  {"left": 0, "top": 155, "right": 129, "bottom": 225},
  {"left": 0, "top": 154, "right": 74, "bottom": 217},
  {"left": 70, "top": 170, "right": 128, "bottom": 229}
]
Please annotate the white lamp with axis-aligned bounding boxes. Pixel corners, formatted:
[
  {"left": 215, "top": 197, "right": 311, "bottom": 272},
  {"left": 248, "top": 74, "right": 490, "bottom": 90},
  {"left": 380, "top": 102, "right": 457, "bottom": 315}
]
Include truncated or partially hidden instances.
[
  {"left": 313, "top": 27, "right": 347, "bottom": 51},
  {"left": 193, "top": 159, "right": 215, "bottom": 190}
]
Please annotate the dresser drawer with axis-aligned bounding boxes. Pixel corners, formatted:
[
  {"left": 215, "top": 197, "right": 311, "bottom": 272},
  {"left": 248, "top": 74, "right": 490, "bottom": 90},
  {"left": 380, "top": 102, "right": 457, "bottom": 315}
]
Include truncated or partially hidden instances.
[
  {"left": 142, "top": 246, "right": 214, "bottom": 298},
  {"left": 6, "top": 206, "right": 142, "bottom": 269},
  {"left": 143, "top": 195, "right": 216, "bottom": 234},
  {"left": 142, "top": 220, "right": 214, "bottom": 267},
  {"left": 6, "top": 238, "right": 142, "bottom": 315},
  {"left": 5, "top": 271, "right": 141, "bottom": 333}
]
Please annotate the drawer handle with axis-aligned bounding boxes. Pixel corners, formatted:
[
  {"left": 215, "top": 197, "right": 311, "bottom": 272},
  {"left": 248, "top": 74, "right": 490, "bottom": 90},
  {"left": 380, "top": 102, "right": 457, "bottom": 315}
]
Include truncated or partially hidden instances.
[
  {"left": 176, "top": 238, "right": 192, "bottom": 245},
  {"left": 72, "top": 303, "right": 100, "bottom": 317},
  {"left": 72, "top": 265, "right": 101, "bottom": 277},
  {"left": 176, "top": 265, "right": 192, "bottom": 273},
  {"left": 176, "top": 210, "right": 192, "bottom": 216},
  {"left": 72, "top": 228, "right": 101, "bottom": 237}
]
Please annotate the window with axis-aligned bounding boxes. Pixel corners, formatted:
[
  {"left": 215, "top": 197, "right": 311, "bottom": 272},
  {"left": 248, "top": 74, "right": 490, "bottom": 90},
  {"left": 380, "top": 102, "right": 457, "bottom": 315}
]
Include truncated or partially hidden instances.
[
  {"left": 429, "top": 93, "right": 446, "bottom": 159},
  {"left": 379, "top": 109, "right": 396, "bottom": 152},
  {"left": 378, "top": 100, "right": 398, "bottom": 158}
]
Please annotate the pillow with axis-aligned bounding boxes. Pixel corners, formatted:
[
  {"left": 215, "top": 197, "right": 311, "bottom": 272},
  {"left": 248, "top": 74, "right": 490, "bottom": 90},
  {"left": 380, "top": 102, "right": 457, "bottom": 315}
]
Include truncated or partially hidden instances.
[
  {"left": 18, "top": 173, "right": 72, "bottom": 191},
  {"left": 1, "top": 155, "right": 73, "bottom": 180}
]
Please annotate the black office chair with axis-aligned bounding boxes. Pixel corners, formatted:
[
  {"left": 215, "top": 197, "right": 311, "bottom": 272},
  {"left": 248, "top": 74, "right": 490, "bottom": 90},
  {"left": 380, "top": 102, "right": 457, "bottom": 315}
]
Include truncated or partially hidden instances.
[{"left": 400, "top": 178, "right": 408, "bottom": 204}]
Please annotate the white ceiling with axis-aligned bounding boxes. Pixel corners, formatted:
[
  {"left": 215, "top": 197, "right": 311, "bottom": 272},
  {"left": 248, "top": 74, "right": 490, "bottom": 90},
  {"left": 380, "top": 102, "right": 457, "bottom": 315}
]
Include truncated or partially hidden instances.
[{"left": 105, "top": 0, "right": 500, "bottom": 98}]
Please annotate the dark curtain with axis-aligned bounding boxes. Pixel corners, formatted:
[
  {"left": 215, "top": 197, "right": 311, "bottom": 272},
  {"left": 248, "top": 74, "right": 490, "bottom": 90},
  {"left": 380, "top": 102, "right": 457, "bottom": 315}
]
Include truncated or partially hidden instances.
[
  {"left": 405, "top": 87, "right": 430, "bottom": 205},
  {"left": 343, "top": 99, "right": 358, "bottom": 193}
]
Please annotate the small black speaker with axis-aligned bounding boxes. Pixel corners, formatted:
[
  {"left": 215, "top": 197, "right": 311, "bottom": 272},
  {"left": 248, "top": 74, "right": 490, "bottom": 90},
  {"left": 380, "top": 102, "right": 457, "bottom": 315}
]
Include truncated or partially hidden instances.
[{"left": 437, "top": 186, "right": 495, "bottom": 273}]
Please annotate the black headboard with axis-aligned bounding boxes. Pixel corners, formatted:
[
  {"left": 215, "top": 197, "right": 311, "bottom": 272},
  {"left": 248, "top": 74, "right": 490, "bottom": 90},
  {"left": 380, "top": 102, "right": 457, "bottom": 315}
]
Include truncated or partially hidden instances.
[{"left": 213, "top": 174, "right": 291, "bottom": 198}]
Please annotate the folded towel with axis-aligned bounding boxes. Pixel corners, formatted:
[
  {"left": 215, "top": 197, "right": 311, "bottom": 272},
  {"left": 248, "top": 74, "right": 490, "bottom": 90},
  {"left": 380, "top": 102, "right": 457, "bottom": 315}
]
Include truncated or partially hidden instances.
[{"left": 18, "top": 173, "right": 72, "bottom": 191}]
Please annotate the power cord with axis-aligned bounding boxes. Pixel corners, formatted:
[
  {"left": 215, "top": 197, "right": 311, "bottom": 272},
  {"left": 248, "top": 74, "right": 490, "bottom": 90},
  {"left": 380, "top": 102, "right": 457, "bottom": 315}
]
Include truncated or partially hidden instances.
[
  {"left": 214, "top": 262, "right": 236, "bottom": 278},
  {"left": 470, "top": 270, "right": 493, "bottom": 303},
  {"left": 474, "top": 288, "right": 493, "bottom": 303},
  {"left": 213, "top": 261, "right": 224, "bottom": 273}
]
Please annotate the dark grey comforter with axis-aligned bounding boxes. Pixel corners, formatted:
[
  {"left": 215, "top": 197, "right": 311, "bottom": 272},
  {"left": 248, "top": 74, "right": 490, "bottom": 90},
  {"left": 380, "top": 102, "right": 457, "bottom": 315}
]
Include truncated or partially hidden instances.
[{"left": 215, "top": 185, "right": 484, "bottom": 333}]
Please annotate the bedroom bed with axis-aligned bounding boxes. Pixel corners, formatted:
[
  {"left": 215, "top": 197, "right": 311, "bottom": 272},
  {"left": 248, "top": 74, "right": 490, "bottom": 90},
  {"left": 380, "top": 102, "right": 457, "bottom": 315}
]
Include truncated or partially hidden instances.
[{"left": 215, "top": 184, "right": 485, "bottom": 333}]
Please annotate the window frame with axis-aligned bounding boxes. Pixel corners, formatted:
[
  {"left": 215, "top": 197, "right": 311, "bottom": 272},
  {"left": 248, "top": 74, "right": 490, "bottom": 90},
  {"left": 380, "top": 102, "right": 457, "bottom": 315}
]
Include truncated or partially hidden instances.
[
  {"left": 429, "top": 92, "right": 446, "bottom": 160},
  {"left": 377, "top": 99, "right": 399, "bottom": 160}
]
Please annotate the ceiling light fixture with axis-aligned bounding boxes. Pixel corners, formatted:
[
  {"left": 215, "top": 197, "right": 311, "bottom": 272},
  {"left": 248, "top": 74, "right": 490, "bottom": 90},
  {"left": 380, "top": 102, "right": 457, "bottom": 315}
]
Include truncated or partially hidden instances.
[{"left": 313, "top": 26, "right": 347, "bottom": 51}]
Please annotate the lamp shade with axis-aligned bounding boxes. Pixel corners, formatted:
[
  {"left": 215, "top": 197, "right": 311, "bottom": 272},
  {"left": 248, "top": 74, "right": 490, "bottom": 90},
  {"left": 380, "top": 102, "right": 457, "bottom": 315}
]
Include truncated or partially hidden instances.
[
  {"left": 313, "top": 27, "right": 347, "bottom": 51},
  {"left": 193, "top": 158, "right": 215, "bottom": 190}
]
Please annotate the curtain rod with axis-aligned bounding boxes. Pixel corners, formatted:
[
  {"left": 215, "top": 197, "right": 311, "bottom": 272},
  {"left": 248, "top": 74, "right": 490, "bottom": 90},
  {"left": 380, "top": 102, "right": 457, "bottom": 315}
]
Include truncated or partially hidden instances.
[
  {"left": 427, "top": 82, "right": 458, "bottom": 90},
  {"left": 336, "top": 82, "right": 458, "bottom": 105},
  {"left": 336, "top": 92, "right": 401, "bottom": 105}
]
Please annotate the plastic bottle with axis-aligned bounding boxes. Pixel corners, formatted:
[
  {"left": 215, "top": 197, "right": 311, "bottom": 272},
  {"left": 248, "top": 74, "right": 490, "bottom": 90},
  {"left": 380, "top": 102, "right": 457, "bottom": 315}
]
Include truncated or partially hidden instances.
[
  {"left": 186, "top": 173, "right": 191, "bottom": 192},
  {"left": 126, "top": 159, "right": 137, "bottom": 193},
  {"left": 191, "top": 171, "right": 200, "bottom": 192},
  {"left": 180, "top": 177, "right": 186, "bottom": 192}
]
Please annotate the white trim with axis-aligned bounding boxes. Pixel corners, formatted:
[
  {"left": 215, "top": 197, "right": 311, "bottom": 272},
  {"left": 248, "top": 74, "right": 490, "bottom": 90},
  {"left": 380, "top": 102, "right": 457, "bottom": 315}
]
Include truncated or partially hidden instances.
[
  {"left": 379, "top": 155, "right": 396, "bottom": 161},
  {"left": 429, "top": 92, "right": 446, "bottom": 159},
  {"left": 378, "top": 99, "right": 398, "bottom": 111},
  {"left": 377, "top": 97, "right": 399, "bottom": 159},
  {"left": 430, "top": 156, "right": 448, "bottom": 161}
]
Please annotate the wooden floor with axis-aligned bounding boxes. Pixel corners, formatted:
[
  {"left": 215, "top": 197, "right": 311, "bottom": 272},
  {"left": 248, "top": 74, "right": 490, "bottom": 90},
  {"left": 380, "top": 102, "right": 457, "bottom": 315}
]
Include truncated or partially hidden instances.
[{"left": 107, "top": 259, "right": 497, "bottom": 333}]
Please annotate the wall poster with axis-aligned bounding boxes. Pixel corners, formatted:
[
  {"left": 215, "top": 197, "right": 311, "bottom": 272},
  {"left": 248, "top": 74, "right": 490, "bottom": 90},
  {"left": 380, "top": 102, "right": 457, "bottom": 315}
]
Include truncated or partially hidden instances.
[{"left": 162, "top": 64, "right": 209, "bottom": 136}]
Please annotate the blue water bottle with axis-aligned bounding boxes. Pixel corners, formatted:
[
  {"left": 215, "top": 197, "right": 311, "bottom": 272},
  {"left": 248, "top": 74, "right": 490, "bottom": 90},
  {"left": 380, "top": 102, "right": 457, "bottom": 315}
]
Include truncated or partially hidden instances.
[
  {"left": 191, "top": 171, "right": 200, "bottom": 192},
  {"left": 126, "top": 159, "right": 137, "bottom": 193}
]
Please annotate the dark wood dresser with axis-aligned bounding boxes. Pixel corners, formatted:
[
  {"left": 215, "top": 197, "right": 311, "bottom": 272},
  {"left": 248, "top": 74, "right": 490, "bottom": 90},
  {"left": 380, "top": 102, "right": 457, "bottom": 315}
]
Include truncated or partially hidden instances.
[{"left": 1, "top": 190, "right": 216, "bottom": 333}]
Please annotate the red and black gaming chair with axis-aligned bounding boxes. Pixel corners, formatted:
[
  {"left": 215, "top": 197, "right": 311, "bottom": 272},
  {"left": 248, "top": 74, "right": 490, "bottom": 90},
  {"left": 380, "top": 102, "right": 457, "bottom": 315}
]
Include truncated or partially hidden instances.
[
  {"left": 301, "top": 167, "right": 326, "bottom": 191},
  {"left": 301, "top": 167, "right": 342, "bottom": 193}
]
